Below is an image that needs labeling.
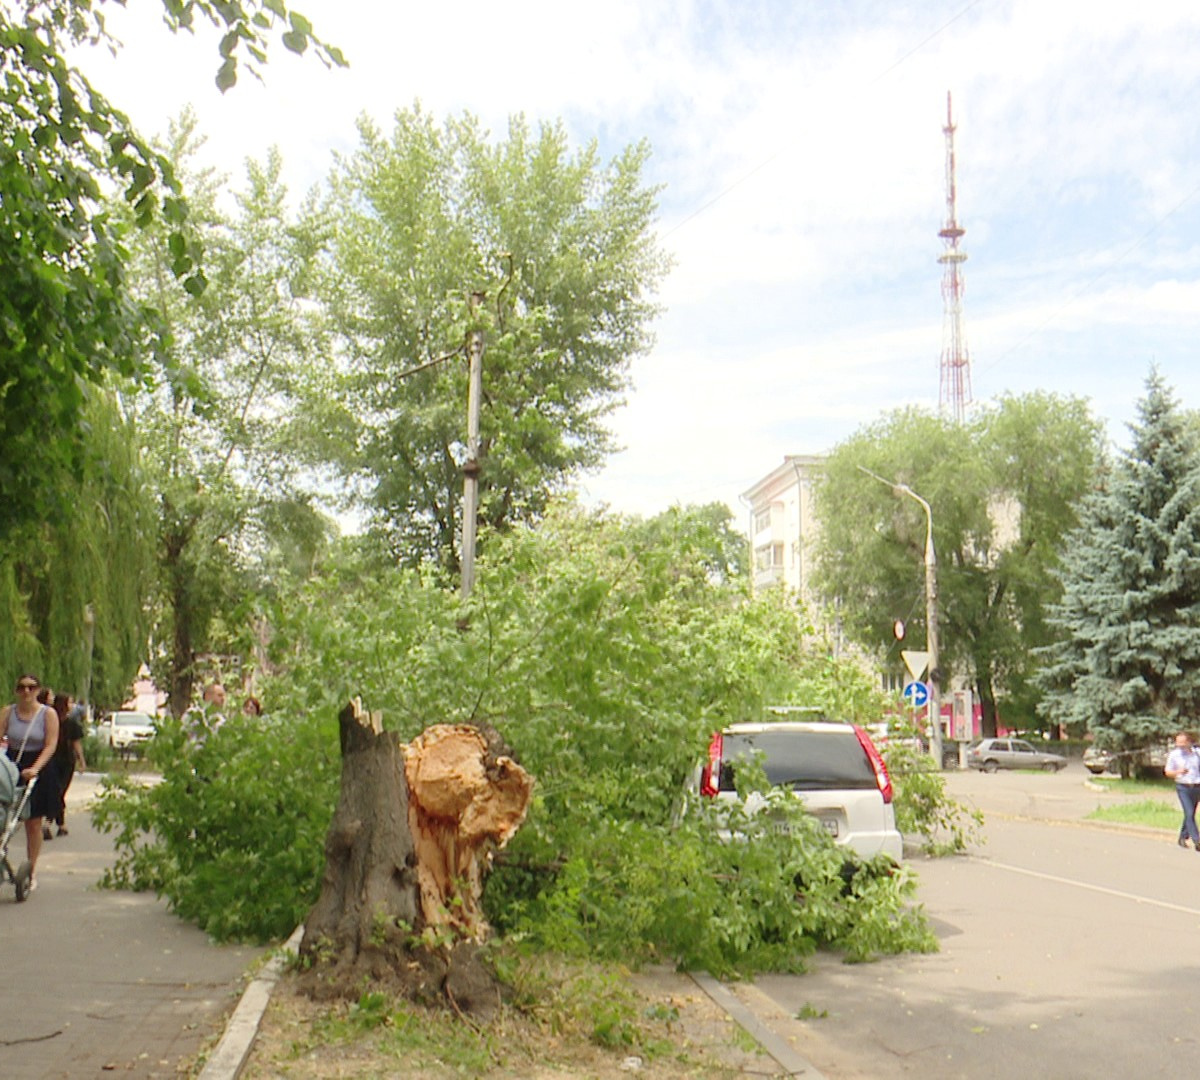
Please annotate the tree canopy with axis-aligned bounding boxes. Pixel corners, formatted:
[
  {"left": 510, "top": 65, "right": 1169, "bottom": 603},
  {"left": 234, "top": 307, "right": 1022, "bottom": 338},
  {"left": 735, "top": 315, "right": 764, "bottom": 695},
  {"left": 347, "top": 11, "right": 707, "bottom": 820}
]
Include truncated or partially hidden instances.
[
  {"left": 814, "top": 392, "right": 1103, "bottom": 735},
  {"left": 123, "top": 114, "right": 330, "bottom": 716},
  {"left": 1036, "top": 371, "right": 1200, "bottom": 755},
  {"left": 311, "top": 107, "right": 670, "bottom": 574},
  {"left": 96, "top": 500, "right": 935, "bottom": 970},
  {"left": 0, "top": 388, "right": 153, "bottom": 702},
  {"left": 0, "top": 0, "right": 339, "bottom": 538}
]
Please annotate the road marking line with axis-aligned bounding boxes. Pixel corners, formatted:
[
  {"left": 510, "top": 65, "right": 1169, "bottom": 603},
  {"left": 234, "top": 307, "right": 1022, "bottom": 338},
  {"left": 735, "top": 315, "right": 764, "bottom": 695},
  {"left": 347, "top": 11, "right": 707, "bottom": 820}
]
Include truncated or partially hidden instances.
[{"left": 974, "top": 858, "right": 1200, "bottom": 916}]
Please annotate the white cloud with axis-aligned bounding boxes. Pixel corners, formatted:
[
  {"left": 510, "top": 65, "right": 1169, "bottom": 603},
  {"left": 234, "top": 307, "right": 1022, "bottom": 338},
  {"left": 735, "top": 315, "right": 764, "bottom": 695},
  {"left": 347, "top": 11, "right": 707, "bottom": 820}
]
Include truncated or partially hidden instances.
[{"left": 65, "top": 0, "right": 1200, "bottom": 520}]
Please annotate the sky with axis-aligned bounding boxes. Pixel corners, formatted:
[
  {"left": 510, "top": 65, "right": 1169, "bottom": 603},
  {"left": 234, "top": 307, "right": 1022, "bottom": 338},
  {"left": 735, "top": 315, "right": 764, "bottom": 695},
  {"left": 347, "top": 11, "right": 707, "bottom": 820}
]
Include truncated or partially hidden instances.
[{"left": 72, "top": 0, "right": 1200, "bottom": 524}]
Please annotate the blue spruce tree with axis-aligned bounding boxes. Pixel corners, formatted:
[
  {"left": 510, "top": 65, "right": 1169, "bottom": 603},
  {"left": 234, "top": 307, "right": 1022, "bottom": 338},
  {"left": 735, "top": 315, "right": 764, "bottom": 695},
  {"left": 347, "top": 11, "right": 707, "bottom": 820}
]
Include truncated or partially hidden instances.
[{"left": 1037, "top": 371, "right": 1200, "bottom": 774}]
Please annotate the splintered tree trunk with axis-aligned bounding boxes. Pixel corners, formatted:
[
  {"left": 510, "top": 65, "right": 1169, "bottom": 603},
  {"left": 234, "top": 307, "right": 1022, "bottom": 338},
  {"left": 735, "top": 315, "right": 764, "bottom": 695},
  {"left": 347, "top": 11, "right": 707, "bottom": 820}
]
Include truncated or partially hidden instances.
[{"left": 299, "top": 700, "right": 533, "bottom": 1017}]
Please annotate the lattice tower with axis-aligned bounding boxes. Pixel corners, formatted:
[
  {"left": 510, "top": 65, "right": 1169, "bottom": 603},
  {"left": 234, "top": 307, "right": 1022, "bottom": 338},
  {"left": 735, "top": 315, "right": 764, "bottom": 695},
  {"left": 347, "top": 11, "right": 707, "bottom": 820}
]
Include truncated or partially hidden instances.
[{"left": 938, "top": 91, "right": 972, "bottom": 422}]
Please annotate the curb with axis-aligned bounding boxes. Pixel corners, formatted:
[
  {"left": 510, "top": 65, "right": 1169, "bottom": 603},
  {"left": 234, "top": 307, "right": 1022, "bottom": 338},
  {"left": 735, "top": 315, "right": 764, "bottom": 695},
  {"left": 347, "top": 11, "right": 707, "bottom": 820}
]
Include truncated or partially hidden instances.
[
  {"left": 198, "top": 924, "right": 304, "bottom": 1080},
  {"left": 195, "top": 937, "right": 828, "bottom": 1080},
  {"left": 690, "top": 970, "right": 828, "bottom": 1078}
]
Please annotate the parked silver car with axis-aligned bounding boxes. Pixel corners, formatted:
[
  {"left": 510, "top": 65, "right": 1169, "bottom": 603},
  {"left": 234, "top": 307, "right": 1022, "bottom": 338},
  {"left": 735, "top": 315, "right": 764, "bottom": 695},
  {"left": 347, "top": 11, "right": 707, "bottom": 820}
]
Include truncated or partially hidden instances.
[
  {"left": 693, "top": 720, "right": 903, "bottom": 861},
  {"left": 968, "top": 737, "right": 1067, "bottom": 773}
]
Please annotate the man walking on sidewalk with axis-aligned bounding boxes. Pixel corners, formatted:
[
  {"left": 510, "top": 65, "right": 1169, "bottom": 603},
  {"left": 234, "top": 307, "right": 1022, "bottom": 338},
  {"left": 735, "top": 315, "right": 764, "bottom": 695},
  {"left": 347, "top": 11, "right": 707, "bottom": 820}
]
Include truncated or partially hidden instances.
[{"left": 1165, "top": 731, "right": 1200, "bottom": 851}]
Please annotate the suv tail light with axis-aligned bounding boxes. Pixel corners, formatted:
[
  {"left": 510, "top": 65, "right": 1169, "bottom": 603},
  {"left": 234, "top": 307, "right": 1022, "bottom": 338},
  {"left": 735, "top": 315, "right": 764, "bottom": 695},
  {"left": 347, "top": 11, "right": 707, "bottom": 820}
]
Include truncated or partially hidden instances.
[
  {"left": 853, "top": 725, "right": 894, "bottom": 804},
  {"left": 699, "top": 731, "right": 723, "bottom": 797}
]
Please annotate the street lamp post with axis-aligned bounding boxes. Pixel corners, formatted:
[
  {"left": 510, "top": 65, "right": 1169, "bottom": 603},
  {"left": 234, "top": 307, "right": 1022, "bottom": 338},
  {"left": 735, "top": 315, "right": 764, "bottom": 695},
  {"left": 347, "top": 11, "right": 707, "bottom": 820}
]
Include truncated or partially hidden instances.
[
  {"left": 906, "top": 485, "right": 942, "bottom": 770},
  {"left": 858, "top": 467, "right": 943, "bottom": 770},
  {"left": 460, "top": 292, "right": 485, "bottom": 600}
]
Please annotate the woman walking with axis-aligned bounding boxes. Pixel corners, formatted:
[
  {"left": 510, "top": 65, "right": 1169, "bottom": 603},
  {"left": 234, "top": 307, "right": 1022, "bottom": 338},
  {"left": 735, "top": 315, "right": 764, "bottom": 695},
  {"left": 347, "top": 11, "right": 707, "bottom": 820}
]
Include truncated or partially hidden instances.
[
  {"left": 50, "top": 692, "right": 85, "bottom": 837},
  {"left": 0, "top": 674, "right": 59, "bottom": 890}
]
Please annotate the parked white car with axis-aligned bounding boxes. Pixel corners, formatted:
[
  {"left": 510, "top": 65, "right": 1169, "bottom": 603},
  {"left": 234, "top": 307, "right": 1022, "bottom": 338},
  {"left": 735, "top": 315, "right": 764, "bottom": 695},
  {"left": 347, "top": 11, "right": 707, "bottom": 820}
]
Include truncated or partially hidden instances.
[
  {"left": 99, "top": 710, "right": 157, "bottom": 754},
  {"left": 693, "top": 720, "right": 903, "bottom": 862}
]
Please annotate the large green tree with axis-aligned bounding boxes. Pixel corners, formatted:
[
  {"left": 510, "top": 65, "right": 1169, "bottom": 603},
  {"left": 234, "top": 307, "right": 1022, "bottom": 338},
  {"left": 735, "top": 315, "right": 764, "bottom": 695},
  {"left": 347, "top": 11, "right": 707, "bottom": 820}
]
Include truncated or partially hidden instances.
[
  {"left": 98, "top": 500, "right": 933, "bottom": 970},
  {"left": 312, "top": 107, "right": 669, "bottom": 574},
  {"left": 126, "top": 115, "right": 328, "bottom": 715},
  {"left": 0, "top": 0, "right": 340, "bottom": 538},
  {"left": 1036, "top": 372, "right": 1200, "bottom": 760},
  {"left": 814, "top": 392, "right": 1103, "bottom": 737}
]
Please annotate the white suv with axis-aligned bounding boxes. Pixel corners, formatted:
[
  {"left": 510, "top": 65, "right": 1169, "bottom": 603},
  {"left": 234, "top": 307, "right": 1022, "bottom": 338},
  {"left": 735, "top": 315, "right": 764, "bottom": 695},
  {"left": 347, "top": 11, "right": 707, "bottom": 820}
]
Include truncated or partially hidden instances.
[
  {"left": 100, "top": 710, "right": 157, "bottom": 754},
  {"left": 695, "top": 721, "right": 903, "bottom": 862}
]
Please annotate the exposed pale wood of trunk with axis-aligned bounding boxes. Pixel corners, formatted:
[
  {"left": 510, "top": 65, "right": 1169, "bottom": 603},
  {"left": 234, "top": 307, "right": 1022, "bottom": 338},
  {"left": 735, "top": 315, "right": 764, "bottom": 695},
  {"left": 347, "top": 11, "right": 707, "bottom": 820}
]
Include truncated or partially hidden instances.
[
  {"left": 298, "top": 699, "right": 533, "bottom": 1015},
  {"left": 404, "top": 722, "right": 534, "bottom": 940}
]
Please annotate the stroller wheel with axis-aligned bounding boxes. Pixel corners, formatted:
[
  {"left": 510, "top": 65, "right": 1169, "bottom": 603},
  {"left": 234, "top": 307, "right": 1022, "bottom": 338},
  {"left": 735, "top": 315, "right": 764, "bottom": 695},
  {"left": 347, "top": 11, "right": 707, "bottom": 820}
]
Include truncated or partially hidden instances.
[{"left": 13, "top": 860, "right": 31, "bottom": 902}]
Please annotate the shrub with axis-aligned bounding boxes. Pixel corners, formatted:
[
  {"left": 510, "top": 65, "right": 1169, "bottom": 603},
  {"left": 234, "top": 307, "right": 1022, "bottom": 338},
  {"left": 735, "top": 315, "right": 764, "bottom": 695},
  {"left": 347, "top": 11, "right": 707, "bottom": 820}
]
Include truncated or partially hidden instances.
[
  {"left": 92, "top": 709, "right": 338, "bottom": 942},
  {"left": 93, "top": 503, "right": 937, "bottom": 967}
]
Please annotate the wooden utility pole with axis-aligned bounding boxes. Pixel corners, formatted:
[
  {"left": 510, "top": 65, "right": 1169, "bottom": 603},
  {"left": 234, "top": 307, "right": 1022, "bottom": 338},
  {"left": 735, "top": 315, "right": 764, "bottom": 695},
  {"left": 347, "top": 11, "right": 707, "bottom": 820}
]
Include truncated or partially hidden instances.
[{"left": 460, "top": 292, "right": 485, "bottom": 599}]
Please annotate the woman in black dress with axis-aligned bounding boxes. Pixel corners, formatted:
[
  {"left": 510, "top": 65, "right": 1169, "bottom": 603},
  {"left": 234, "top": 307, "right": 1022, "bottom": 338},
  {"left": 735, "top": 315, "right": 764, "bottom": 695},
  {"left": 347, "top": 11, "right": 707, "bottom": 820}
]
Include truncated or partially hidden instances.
[{"left": 49, "top": 692, "right": 86, "bottom": 838}]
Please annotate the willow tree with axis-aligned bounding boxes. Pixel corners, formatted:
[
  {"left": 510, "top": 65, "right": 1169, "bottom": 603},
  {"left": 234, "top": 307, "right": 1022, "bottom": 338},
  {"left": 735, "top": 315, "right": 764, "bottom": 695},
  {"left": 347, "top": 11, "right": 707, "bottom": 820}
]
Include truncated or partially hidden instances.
[
  {"left": 0, "top": 0, "right": 341, "bottom": 540},
  {"left": 0, "top": 391, "right": 153, "bottom": 703},
  {"left": 311, "top": 107, "right": 669, "bottom": 574}
]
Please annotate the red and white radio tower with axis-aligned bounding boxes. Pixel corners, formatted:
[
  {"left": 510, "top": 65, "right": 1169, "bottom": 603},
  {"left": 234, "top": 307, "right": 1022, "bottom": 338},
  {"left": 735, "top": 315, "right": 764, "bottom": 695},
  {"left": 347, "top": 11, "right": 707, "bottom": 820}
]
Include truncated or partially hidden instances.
[{"left": 938, "top": 92, "right": 972, "bottom": 422}]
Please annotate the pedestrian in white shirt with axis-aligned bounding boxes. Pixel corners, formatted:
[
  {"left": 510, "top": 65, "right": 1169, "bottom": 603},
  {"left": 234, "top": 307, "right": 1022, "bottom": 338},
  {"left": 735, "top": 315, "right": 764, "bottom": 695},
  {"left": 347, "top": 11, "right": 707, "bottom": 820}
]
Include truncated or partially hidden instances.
[{"left": 1165, "top": 731, "right": 1200, "bottom": 850}]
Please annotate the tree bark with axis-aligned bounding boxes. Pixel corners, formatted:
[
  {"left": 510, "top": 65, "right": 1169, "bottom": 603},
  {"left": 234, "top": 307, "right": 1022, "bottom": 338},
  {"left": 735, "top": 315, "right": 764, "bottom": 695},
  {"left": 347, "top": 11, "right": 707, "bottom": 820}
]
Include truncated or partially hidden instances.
[
  {"left": 977, "top": 672, "right": 999, "bottom": 738},
  {"left": 300, "top": 700, "right": 419, "bottom": 969}
]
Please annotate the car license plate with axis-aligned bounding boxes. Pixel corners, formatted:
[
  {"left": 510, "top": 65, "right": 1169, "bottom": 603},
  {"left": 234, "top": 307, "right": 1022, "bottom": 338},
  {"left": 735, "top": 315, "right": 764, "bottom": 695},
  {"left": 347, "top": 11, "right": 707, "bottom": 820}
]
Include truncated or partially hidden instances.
[{"left": 820, "top": 817, "right": 839, "bottom": 837}]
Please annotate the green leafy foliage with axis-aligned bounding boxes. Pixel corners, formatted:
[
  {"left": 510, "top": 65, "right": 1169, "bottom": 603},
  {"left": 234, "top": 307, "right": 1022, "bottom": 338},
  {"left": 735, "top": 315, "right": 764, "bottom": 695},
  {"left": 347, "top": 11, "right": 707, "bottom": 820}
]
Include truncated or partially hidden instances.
[
  {"left": 0, "top": 390, "right": 153, "bottom": 705},
  {"left": 882, "top": 715, "right": 983, "bottom": 855},
  {"left": 815, "top": 392, "right": 1102, "bottom": 735},
  {"left": 95, "top": 502, "right": 936, "bottom": 970},
  {"left": 0, "top": 0, "right": 339, "bottom": 537},
  {"left": 92, "top": 708, "right": 338, "bottom": 941},
  {"left": 312, "top": 108, "right": 670, "bottom": 574},
  {"left": 0, "top": 9, "right": 180, "bottom": 534},
  {"left": 123, "top": 117, "right": 333, "bottom": 716},
  {"left": 1036, "top": 370, "right": 1200, "bottom": 764}
]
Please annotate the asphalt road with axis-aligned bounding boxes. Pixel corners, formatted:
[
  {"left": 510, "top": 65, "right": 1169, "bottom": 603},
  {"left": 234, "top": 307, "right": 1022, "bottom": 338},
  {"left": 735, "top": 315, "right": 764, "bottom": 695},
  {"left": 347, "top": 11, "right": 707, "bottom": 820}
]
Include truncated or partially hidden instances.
[
  {"left": 0, "top": 773, "right": 265, "bottom": 1080},
  {"left": 752, "top": 763, "right": 1197, "bottom": 1079}
]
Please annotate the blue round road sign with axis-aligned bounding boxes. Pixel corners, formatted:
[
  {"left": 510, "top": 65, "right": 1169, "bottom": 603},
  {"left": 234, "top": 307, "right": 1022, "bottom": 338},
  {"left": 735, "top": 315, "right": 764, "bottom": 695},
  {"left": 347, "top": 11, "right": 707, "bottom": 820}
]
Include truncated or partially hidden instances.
[{"left": 902, "top": 680, "right": 929, "bottom": 708}]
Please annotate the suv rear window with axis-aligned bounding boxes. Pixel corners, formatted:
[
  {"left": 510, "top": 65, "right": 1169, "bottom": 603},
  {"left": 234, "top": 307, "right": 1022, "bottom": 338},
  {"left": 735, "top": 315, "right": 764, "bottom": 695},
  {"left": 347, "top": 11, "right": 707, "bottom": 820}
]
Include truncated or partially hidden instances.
[{"left": 718, "top": 729, "right": 877, "bottom": 792}]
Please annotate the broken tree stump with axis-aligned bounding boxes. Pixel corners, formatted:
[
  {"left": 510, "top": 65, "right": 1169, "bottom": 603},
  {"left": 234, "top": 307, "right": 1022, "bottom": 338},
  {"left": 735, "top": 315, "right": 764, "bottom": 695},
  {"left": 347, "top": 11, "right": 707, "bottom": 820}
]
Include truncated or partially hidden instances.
[
  {"left": 298, "top": 699, "right": 533, "bottom": 1015},
  {"left": 405, "top": 722, "right": 534, "bottom": 940}
]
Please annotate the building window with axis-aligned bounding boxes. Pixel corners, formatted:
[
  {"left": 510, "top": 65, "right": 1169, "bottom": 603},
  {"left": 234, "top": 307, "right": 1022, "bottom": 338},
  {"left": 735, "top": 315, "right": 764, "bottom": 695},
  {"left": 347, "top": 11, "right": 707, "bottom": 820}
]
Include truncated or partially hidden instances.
[
  {"left": 752, "top": 507, "right": 771, "bottom": 535},
  {"left": 754, "top": 543, "right": 784, "bottom": 572},
  {"left": 881, "top": 671, "right": 905, "bottom": 694}
]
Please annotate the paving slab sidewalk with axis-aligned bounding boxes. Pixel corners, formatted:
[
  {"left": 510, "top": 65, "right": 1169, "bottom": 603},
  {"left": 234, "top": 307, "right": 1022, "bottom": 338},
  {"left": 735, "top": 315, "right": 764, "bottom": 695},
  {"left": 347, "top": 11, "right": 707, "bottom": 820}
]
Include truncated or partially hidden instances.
[{"left": 0, "top": 771, "right": 266, "bottom": 1080}]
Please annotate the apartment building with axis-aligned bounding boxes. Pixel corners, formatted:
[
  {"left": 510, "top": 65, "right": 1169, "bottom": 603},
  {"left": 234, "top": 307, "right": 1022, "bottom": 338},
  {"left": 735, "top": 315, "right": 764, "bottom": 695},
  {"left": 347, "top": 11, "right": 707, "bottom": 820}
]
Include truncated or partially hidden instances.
[{"left": 740, "top": 454, "right": 824, "bottom": 606}]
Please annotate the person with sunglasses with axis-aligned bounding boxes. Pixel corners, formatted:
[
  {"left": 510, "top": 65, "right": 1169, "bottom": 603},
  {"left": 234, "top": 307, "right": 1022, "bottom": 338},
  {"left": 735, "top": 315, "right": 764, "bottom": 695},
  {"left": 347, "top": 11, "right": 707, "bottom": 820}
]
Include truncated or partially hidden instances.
[{"left": 0, "top": 675, "right": 60, "bottom": 891}]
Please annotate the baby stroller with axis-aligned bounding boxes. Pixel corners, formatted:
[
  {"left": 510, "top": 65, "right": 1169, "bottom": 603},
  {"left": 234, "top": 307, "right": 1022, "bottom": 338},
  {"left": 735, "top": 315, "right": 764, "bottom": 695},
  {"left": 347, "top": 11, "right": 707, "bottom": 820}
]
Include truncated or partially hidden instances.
[{"left": 0, "top": 755, "right": 34, "bottom": 901}]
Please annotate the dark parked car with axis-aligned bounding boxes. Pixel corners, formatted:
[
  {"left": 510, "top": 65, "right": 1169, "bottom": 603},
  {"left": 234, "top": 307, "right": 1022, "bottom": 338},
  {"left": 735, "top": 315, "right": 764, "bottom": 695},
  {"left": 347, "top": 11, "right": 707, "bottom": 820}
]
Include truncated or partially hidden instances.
[
  {"left": 967, "top": 737, "right": 1067, "bottom": 773},
  {"left": 1084, "top": 743, "right": 1169, "bottom": 776}
]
